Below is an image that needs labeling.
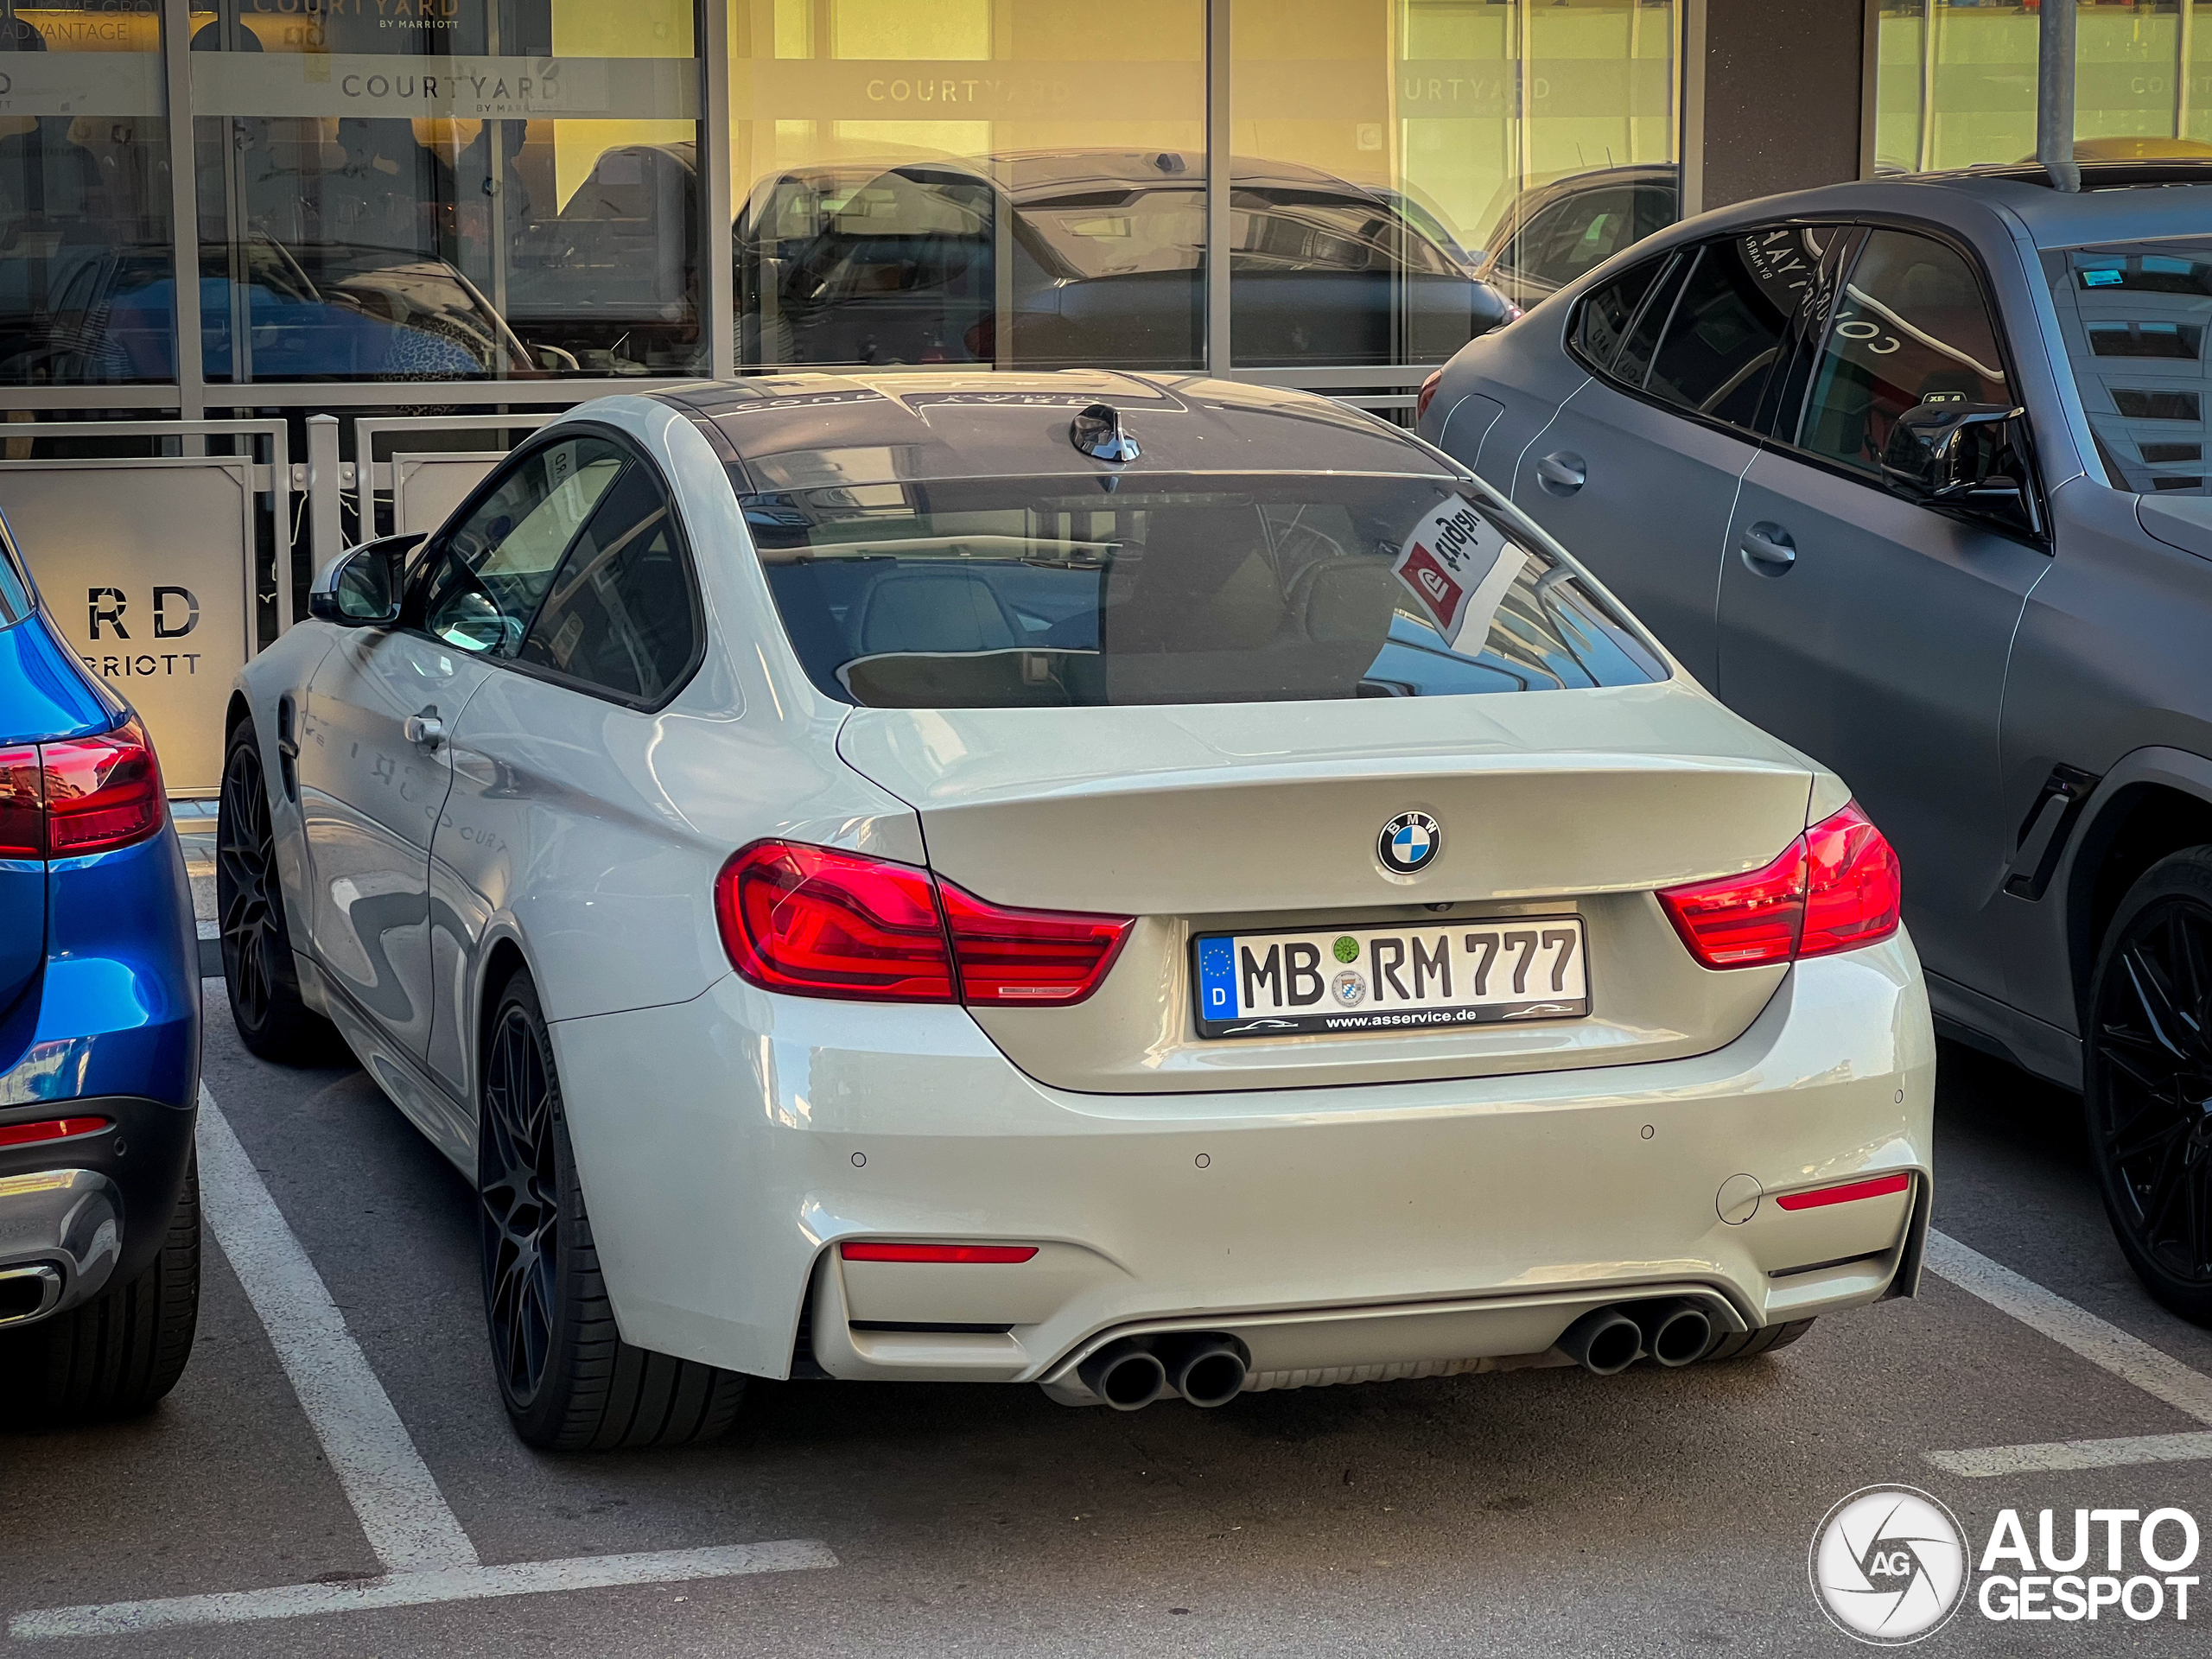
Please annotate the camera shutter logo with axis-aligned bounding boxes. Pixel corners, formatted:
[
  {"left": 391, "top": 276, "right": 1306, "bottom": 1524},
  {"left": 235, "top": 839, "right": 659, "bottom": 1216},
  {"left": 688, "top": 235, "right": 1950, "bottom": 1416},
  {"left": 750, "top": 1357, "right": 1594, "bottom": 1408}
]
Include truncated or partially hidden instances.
[{"left": 1809, "top": 1485, "right": 1969, "bottom": 1644}]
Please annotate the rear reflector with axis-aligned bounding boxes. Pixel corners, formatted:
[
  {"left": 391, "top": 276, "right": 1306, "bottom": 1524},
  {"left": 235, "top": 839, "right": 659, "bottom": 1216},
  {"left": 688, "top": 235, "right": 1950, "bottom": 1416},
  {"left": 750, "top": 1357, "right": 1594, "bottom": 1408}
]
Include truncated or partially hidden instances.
[
  {"left": 1658, "top": 802, "right": 1901, "bottom": 970},
  {"left": 0, "top": 1116, "right": 110, "bottom": 1150},
  {"left": 840, "top": 1242, "right": 1039, "bottom": 1264},
  {"left": 715, "top": 840, "right": 1132, "bottom": 1007},
  {"left": 1774, "top": 1172, "right": 1912, "bottom": 1211}
]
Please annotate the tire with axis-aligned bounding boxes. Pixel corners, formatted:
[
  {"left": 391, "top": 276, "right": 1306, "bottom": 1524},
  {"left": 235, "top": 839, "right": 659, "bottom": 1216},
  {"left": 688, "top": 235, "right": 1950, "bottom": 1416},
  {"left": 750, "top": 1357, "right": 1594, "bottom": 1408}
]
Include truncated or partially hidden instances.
[
  {"left": 477, "top": 972, "right": 747, "bottom": 1450},
  {"left": 219, "top": 718, "right": 340, "bottom": 1065},
  {"left": 2086, "top": 847, "right": 2212, "bottom": 1325},
  {"left": 1700, "top": 1318, "right": 1815, "bottom": 1363},
  {"left": 0, "top": 1155, "right": 200, "bottom": 1421}
]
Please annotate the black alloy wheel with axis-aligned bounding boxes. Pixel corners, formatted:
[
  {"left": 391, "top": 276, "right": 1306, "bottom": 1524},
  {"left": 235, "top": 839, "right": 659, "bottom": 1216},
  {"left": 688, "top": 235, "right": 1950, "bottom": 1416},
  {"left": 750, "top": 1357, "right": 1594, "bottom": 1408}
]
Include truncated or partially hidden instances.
[
  {"left": 2088, "top": 848, "right": 2212, "bottom": 1325},
  {"left": 217, "top": 721, "right": 334, "bottom": 1063},
  {"left": 218, "top": 737, "right": 278, "bottom": 1032},
  {"left": 479, "top": 995, "right": 561, "bottom": 1410},
  {"left": 473, "top": 973, "right": 747, "bottom": 1450}
]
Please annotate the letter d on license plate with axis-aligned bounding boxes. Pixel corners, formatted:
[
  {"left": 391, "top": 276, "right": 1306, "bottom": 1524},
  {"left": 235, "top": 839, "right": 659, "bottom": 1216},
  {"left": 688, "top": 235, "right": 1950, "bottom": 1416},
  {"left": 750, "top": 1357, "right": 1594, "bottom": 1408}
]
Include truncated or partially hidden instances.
[{"left": 1192, "top": 917, "right": 1589, "bottom": 1039}]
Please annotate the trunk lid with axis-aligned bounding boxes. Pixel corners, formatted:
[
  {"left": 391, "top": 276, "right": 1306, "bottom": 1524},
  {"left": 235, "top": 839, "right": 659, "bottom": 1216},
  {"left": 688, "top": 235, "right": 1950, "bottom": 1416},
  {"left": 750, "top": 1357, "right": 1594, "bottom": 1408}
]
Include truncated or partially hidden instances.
[{"left": 837, "top": 681, "right": 1820, "bottom": 1093}]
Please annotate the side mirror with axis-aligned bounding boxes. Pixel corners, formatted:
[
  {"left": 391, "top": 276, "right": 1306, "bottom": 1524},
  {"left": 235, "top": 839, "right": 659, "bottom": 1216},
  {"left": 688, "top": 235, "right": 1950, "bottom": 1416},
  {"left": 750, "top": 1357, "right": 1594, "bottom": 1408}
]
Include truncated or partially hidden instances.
[
  {"left": 308, "top": 533, "right": 422, "bottom": 628},
  {"left": 1881, "top": 400, "right": 2041, "bottom": 536},
  {"left": 529, "top": 343, "right": 580, "bottom": 374}
]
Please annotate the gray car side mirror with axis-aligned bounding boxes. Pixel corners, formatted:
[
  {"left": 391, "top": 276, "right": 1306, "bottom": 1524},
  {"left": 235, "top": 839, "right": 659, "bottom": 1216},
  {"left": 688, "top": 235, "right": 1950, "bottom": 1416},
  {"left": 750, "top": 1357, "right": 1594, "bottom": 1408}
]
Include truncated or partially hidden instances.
[
  {"left": 308, "top": 533, "right": 423, "bottom": 627},
  {"left": 1881, "top": 400, "right": 2040, "bottom": 537}
]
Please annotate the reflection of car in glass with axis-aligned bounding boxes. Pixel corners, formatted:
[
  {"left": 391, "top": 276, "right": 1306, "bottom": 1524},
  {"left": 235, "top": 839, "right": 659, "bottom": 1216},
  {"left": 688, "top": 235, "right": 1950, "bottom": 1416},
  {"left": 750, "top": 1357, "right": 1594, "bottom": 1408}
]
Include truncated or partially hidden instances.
[
  {"left": 0, "top": 235, "right": 575, "bottom": 384},
  {"left": 1473, "top": 164, "right": 1677, "bottom": 312},
  {"left": 227, "top": 369, "right": 1931, "bottom": 1448},
  {"left": 510, "top": 142, "right": 703, "bottom": 376},
  {"left": 1423, "top": 159, "right": 2212, "bottom": 1325},
  {"left": 0, "top": 521, "right": 200, "bottom": 1423},
  {"left": 736, "top": 150, "right": 1517, "bottom": 368}
]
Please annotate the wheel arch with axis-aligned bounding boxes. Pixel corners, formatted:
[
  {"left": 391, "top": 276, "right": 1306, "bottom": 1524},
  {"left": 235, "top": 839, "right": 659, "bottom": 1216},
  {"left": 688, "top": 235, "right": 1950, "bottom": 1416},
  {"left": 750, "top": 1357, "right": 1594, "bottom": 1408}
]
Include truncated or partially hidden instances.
[
  {"left": 2060, "top": 748, "right": 2212, "bottom": 1019},
  {"left": 473, "top": 928, "right": 537, "bottom": 1103}
]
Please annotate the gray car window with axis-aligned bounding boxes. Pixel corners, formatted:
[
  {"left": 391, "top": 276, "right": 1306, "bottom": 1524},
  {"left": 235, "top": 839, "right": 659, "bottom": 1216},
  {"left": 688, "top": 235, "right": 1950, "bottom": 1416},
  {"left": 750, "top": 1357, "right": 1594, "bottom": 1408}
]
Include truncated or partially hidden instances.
[
  {"left": 747, "top": 473, "right": 1664, "bottom": 709},
  {"left": 1798, "top": 230, "right": 2010, "bottom": 477},
  {"left": 416, "top": 435, "right": 628, "bottom": 655},
  {"left": 518, "top": 462, "right": 701, "bottom": 706},
  {"left": 1643, "top": 228, "right": 1824, "bottom": 431},
  {"left": 2044, "top": 240, "right": 2212, "bottom": 493}
]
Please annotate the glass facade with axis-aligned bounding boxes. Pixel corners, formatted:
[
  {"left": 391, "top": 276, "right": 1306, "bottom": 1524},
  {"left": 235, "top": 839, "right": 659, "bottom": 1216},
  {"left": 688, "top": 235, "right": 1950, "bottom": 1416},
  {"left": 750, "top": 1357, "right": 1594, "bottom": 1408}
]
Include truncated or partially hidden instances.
[
  {"left": 0, "top": 0, "right": 1682, "bottom": 399},
  {"left": 0, "top": 1, "right": 173, "bottom": 386},
  {"left": 1878, "top": 0, "right": 2212, "bottom": 175}
]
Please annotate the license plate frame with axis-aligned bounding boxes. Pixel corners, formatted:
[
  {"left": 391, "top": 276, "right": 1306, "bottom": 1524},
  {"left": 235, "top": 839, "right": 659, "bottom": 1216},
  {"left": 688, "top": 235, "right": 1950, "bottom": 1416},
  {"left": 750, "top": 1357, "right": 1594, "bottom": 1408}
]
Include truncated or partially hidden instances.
[{"left": 1191, "top": 915, "right": 1590, "bottom": 1039}]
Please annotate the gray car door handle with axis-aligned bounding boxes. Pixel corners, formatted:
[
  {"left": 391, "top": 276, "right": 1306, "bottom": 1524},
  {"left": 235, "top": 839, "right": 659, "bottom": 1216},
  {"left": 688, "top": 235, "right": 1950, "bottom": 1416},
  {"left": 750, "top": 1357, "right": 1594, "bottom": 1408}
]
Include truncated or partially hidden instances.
[
  {"left": 1739, "top": 523, "right": 1797, "bottom": 573},
  {"left": 403, "top": 712, "right": 446, "bottom": 751},
  {"left": 1535, "top": 452, "right": 1586, "bottom": 495}
]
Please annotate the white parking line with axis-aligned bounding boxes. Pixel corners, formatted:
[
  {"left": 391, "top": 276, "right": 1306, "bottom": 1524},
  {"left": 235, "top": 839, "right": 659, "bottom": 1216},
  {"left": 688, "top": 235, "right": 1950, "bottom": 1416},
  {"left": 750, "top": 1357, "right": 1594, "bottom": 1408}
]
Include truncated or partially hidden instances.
[
  {"left": 9, "top": 1543, "right": 839, "bottom": 1641},
  {"left": 5, "top": 1084, "right": 836, "bottom": 1640},
  {"left": 1924, "top": 1229, "right": 2212, "bottom": 1476},
  {"left": 192, "top": 1086, "right": 479, "bottom": 1573}
]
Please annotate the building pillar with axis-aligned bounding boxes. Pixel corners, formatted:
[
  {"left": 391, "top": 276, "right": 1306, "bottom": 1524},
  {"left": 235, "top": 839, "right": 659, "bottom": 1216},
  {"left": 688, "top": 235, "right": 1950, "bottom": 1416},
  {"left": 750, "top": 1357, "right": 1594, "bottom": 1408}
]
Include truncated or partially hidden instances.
[{"left": 1688, "top": 0, "right": 1870, "bottom": 214}]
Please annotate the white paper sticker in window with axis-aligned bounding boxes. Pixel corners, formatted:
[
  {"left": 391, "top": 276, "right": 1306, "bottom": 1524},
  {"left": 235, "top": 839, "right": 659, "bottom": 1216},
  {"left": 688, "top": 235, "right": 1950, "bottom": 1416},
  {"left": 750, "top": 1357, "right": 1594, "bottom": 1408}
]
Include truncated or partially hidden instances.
[{"left": 1392, "top": 496, "right": 1523, "bottom": 654}]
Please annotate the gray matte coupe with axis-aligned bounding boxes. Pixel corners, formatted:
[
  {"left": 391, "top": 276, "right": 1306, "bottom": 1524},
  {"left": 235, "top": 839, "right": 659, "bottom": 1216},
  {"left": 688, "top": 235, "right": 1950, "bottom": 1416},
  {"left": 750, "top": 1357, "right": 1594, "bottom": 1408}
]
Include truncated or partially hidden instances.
[{"left": 1420, "top": 159, "right": 2212, "bottom": 1325}]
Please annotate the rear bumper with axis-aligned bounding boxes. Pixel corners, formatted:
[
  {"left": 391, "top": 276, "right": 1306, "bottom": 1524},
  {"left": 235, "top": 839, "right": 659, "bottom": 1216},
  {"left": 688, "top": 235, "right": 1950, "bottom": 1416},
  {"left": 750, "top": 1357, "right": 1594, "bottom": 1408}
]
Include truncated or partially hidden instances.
[
  {"left": 550, "top": 934, "right": 1936, "bottom": 1389},
  {"left": 0, "top": 1096, "right": 195, "bottom": 1325}
]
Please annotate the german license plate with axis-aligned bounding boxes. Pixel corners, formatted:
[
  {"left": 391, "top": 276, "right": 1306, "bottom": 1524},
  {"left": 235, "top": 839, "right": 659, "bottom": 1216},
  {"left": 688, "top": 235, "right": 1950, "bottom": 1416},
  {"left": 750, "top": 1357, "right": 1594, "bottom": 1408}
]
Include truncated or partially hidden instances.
[{"left": 1192, "top": 916, "right": 1589, "bottom": 1039}]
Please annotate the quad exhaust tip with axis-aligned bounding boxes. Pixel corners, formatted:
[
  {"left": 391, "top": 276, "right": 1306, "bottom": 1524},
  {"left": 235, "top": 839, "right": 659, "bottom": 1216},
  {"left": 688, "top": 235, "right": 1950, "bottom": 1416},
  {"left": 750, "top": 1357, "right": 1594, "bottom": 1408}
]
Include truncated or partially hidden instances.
[
  {"left": 1558, "top": 1298, "right": 1719, "bottom": 1375},
  {"left": 1076, "top": 1333, "right": 1251, "bottom": 1409}
]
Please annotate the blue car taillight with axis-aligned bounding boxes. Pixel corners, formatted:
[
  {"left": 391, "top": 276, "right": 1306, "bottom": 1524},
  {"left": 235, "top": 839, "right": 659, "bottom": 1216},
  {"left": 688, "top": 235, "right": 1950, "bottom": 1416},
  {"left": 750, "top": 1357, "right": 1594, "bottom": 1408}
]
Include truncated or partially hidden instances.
[
  {"left": 0, "top": 718, "right": 166, "bottom": 861},
  {"left": 0, "top": 742, "right": 38, "bottom": 859}
]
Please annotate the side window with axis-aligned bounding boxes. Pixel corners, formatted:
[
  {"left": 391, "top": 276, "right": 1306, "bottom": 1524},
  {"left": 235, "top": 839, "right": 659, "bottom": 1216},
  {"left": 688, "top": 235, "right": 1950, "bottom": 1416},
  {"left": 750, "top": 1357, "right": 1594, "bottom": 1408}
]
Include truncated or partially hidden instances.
[
  {"left": 1643, "top": 226, "right": 1827, "bottom": 432},
  {"left": 416, "top": 435, "right": 628, "bottom": 654},
  {"left": 1523, "top": 188, "right": 1640, "bottom": 289},
  {"left": 1572, "top": 253, "right": 1669, "bottom": 373},
  {"left": 1797, "top": 229, "right": 2012, "bottom": 476},
  {"left": 518, "top": 462, "right": 701, "bottom": 705}
]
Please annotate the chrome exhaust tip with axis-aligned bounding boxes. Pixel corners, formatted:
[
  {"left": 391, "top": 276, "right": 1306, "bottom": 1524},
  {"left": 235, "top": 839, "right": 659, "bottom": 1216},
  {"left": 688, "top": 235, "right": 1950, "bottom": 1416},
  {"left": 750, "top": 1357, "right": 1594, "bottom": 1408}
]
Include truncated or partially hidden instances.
[
  {"left": 1638, "top": 1299, "right": 1714, "bottom": 1368},
  {"left": 1078, "top": 1339, "right": 1169, "bottom": 1410},
  {"left": 1556, "top": 1307, "right": 1643, "bottom": 1376},
  {"left": 1160, "top": 1335, "right": 1249, "bottom": 1408}
]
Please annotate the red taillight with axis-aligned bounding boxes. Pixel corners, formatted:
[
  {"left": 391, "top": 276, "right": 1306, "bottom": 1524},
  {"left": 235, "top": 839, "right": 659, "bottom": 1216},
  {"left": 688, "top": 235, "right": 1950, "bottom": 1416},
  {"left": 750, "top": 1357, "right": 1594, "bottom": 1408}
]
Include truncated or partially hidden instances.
[
  {"left": 715, "top": 842, "right": 956, "bottom": 1002},
  {"left": 1415, "top": 368, "right": 1443, "bottom": 423},
  {"left": 42, "top": 719, "right": 164, "bottom": 856},
  {"left": 1658, "top": 802, "right": 1901, "bottom": 970},
  {"left": 0, "top": 742, "right": 39, "bottom": 860},
  {"left": 0, "top": 1115, "right": 110, "bottom": 1150},
  {"left": 939, "top": 879, "right": 1130, "bottom": 1006},
  {"left": 840, "top": 1242, "right": 1039, "bottom": 1264},
  {"left": 715, "top": 841, "right": 1133, "bottom": 1008},
  {"left": 0, "top": 721, "right": 164, "bottom": 861},
  {"left": 1774, "top": 1172, "right": 1911, "bottom": 1211}
]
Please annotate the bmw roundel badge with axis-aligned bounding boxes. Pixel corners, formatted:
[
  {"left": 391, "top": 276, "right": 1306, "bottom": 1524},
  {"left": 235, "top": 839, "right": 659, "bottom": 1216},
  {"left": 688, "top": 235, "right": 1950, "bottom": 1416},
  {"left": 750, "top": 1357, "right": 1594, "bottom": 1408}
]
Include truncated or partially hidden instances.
[{"left": 1377, "top": 810, "right": 1441, "bottom": 875}]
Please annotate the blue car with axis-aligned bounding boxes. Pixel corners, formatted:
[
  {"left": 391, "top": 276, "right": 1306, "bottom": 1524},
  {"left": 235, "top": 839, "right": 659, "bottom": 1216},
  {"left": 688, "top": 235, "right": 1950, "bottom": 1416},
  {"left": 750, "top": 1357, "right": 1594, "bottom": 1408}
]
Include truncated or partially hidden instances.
[{"left": 0, "top": 519, "right": 200, "bottom": 1420}]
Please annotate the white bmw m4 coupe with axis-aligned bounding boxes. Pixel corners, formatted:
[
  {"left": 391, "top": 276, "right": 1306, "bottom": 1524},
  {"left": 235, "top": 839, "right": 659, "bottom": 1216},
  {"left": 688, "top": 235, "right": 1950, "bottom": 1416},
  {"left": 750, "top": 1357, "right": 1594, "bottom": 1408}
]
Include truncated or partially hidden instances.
[{"left": 220, "top": 371, "right": 1934, "bottom": 1449}]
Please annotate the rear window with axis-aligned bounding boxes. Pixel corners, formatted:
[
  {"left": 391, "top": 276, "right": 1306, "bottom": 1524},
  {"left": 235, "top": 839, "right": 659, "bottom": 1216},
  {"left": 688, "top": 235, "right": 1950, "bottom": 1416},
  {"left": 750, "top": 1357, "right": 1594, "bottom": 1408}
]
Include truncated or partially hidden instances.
[
  {"left": 2046, "top": 239, "right": 2212, "bottom": 493},
  {"left": 744, "top": 473, "right": 1664, "bottom": 709},
  {"left": 0, "top": 530, "right": 29, "bottom": 626}
]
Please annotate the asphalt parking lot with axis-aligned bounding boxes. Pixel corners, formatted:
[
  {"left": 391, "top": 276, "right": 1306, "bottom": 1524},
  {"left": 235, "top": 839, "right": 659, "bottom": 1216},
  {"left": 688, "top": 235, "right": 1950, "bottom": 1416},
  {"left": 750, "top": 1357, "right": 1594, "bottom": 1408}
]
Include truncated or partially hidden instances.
[{"left": 13, "top": 976, "right": 2212, "bottom": 1656}]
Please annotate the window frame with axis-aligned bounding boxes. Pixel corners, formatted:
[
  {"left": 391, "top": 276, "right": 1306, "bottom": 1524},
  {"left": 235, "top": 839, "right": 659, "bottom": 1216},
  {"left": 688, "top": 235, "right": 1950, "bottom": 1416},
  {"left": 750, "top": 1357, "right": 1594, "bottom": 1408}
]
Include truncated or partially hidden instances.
[
  {"left": 403, "top": 421, "right": 709, "bottom": 714},
  {"left": 1568, "top": 223, "right": 1836, "bottom": 445},
  {"left": 1761, "top": 216, "right": 2052, "bottom": 551}
]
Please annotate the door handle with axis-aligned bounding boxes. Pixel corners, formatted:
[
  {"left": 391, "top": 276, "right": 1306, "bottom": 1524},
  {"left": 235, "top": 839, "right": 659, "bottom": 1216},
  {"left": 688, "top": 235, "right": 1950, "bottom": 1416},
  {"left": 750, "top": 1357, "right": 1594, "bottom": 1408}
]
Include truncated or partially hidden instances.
[
  {"left": 1535, "top": 451, "right": 1586, "bottom": 496},
  {"left": 403, "top": 712, "right": 446, "bottom": 751},
  {"left": 1739, "top": 522, "right": 1797, "bottom": 574}
]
